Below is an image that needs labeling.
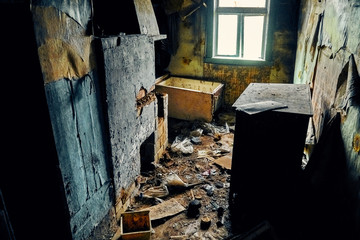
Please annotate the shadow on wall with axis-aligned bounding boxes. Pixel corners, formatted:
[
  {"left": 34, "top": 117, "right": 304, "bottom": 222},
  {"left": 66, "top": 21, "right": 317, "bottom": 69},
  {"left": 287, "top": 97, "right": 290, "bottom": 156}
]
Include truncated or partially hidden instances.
[{"left": 301, "top": 114, "right": 357, "bottom": 240}]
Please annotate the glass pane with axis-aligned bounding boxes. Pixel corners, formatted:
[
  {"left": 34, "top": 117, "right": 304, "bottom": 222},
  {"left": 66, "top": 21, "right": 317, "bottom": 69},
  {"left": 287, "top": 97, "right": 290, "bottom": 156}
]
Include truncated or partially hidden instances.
[
  {"left": 217, "top": 15, "right": 238, "bottom": 55},
  {"left": 243, "top": 16, "right": 264, "bottom": 60},
  {"left": 219, "top": 0, "right": 266, "bottom": 8}
]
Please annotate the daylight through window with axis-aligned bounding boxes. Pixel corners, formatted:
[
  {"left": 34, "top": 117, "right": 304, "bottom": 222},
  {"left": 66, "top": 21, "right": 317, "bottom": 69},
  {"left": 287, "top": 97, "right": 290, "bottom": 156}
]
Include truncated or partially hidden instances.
[{"left": 206, "top": 0, "right": 271, "bottom": 63}]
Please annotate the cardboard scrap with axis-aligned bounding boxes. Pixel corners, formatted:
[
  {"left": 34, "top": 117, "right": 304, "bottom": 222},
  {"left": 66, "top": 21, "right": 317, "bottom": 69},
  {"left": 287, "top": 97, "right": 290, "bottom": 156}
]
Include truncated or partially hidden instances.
[
  {"left": 213, "top": 155, "right": 232, "bottom": 170},
  {"left": 144, "top": 198, "right": 185, "bottom": 221}
]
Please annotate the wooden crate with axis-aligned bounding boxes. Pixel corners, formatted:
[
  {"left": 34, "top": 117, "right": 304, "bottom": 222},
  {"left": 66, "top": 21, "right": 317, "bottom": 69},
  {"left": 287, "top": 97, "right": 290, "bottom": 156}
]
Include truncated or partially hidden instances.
[{"left": 120, "top": 210, "right": 151, "bottom": 240}]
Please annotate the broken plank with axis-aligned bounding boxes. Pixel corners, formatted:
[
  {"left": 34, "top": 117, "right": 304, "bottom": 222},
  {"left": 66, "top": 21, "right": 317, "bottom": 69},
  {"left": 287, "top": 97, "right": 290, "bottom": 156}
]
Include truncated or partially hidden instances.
[
  {"left": 143, "top": 198, "right": 185, "bottom": 221},
  {"left": 134, "top": 0, "right": 160, "bottom": 35}
]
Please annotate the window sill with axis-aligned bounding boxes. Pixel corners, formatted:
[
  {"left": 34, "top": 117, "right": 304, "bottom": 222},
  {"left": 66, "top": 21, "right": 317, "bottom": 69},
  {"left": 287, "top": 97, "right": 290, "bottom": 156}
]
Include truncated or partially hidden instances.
[{"left": 204, "top": 57, "right": 273, "bottom": 66}]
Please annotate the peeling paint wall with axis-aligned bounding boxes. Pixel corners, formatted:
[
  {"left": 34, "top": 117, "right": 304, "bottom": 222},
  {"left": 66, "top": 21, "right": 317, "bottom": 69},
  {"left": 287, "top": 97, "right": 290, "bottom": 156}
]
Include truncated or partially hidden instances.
[
  {"left": 31, "top": 0, "right": 164, "bottom": 238},
  {"left": 203, "top": 64, "right": 272, "bottom": 105},
  {"left": 165, "top": 0, "right": 300, "bottom": 106},
  {"left": 294, "top": 0, "right": 360, "bottom": 237},
  {"left": 32, "top": 5, "right": 96, "bottom": 83},
  {"left": 166, "top": 4, "right": 205, "bottom": 78},
  {"left": 31, "top": 1, "right": 116, "bottom": 239}
]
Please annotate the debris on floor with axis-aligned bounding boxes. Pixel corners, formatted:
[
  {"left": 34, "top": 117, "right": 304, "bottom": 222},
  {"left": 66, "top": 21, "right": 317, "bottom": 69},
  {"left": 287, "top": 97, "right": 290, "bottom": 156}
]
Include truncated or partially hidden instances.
[
  {"left": 128, "top": 111, "right": 235, "bottom": 239},
  {"left": 144, "top": 198, "right": 186, "bottom": 221}
]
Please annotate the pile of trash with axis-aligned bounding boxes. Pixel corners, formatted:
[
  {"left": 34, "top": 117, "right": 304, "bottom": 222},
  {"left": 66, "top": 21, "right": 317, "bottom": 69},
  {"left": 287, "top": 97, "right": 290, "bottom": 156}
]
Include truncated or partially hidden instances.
[
  {"left": 170, "top": 120, "right": 233, "bottom": 156},
  {"left": 171, "top": 136, "right": 194, "bottom": 155},
  {"left": 124, "top": 112, "right": 236, "bottom": 240}
]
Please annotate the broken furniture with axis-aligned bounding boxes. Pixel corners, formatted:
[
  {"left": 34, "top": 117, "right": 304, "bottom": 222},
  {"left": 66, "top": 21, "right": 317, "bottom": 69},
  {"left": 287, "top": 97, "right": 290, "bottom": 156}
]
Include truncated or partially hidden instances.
[
  {"left": 155, "top": 77, "right": 224, "bottom": 122},
  {"left": 229, "top": 83, "right": 312, "bottom": 233}
]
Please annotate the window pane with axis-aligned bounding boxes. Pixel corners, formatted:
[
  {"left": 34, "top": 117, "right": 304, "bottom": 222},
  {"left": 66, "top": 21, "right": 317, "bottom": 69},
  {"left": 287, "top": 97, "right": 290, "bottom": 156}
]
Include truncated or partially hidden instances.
[
  {"left": 219, "top": 0, "right": 266, "bottom": 8},
  {"left": 243, "top": 16, "right": 264, "bottom": 59},
  {"left": 217, "top": 15, "right": 238, "bottom": 55}
]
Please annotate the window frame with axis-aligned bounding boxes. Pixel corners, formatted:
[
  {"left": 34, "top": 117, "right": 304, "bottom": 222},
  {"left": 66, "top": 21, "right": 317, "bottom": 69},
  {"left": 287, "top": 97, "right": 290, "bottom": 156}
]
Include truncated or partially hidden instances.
[{"left": 205, "top": 0, "right": 273, "bottom": 66}]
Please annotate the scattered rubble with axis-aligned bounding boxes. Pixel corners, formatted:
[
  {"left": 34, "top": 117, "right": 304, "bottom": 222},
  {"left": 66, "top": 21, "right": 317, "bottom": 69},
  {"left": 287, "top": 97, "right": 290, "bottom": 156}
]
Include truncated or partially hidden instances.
[
  {"left": 141, "top": 185, "right": 169, "bottom": 199},
  {"left": 187, "top": 200, "right": 202, "bottom": 218},
  {"left": 126, "top": 113, "right": 235, "bottom": 239}
]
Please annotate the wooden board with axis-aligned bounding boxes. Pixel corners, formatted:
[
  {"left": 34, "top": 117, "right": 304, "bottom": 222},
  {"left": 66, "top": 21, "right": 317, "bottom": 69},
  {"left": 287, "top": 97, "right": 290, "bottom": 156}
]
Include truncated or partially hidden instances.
[
  {"left": 143, "top": 198, "right": 185, "bottom": 221},
  {"left": 134, "top": 0, "right": 160, "bottom": 35},
  {"left": 213, "top": 155, "right": 232, "bottom": 170}
]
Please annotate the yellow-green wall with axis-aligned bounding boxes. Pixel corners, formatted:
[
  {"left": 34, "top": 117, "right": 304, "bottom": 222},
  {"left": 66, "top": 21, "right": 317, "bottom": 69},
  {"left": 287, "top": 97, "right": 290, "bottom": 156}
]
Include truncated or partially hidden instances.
[{"left": 165, "top": 0, "right": 300, "bottom": 106}]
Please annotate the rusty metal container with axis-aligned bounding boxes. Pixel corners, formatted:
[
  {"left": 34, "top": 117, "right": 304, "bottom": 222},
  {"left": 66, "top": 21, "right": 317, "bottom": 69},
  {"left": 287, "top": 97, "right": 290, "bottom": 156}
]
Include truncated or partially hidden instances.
[
  {"left": 155, "top": 77, "right": 224, "bottom": 122},
  {"left": 120, "top": 210, "right": 151, "bottom": 240}
]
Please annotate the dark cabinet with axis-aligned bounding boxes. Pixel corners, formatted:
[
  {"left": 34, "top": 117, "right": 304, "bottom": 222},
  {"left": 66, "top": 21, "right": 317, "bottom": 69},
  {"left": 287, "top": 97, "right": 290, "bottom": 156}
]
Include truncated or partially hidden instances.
[{"left": 230, "top": 83, "right": 312, "bottom": 233}]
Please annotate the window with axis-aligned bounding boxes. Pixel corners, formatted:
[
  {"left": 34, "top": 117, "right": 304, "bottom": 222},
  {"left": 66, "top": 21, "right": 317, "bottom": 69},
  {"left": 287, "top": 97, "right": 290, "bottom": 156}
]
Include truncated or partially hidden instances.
[{"left": 205, "top": 0, "right": 271, "bottom": 64}]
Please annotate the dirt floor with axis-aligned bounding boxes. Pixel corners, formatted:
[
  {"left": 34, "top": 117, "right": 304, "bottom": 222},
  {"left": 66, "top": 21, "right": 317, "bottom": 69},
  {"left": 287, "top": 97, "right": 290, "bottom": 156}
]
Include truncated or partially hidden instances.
[{"left": 129, "top": 110, "right": 236, "bottom": 239}]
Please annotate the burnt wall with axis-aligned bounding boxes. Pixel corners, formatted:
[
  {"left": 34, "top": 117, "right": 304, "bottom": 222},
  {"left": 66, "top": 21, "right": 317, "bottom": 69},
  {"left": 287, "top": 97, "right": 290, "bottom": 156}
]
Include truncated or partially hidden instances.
[
  {"left": 162, "top": 0, "right": 300, "bottom": 106},
  {"left": 30, "top": 0, "right": 163, "bottom": 238},
  {"left": 31, "top": 1, "right": 116, "bottom": 239},
  {"left": 294, "top": 0, "right": 360, "bottom": 238},
  {"left": 100, "top": 35, "right": 157, "bottom": 216}
]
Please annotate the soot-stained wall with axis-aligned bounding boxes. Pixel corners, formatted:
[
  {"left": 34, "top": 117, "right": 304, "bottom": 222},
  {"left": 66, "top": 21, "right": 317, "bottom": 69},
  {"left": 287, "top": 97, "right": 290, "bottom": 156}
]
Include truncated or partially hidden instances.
[
  {"left": 161, "top": 0, "right": 300, "bottom": 106},
  {"left": 294, "top": 0, "right": 360, "bottom": 238},
  {"left": 31, "top": 1, "right": 162, "bottom": 238},
  {"left": 101, "top": 35, "right": 157, "bottom": 215},
  {"left": 31, "top": 1, "right": 116, "bottom": 239}
]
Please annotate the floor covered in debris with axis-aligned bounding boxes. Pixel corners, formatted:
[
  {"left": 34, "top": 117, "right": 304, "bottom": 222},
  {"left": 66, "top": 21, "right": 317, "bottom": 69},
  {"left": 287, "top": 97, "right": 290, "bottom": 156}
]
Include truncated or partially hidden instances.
[
  {"left": 129, "top": 110, "right": 236, "bottom": 239},
  {"left": 110, "top": 108, "right": 357, "bottom": 240}
]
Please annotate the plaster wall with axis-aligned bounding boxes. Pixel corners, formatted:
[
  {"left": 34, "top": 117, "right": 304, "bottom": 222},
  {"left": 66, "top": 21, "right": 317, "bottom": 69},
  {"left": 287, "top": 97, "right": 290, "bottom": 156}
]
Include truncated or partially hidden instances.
[
  {"left": 294, "top": 0, "right": 360, "bottom": 237},
  {"left": 101, "top": 35, "right": 157, "bottom": 211},
  {"left": 165, "top": 0, "right": 300, "bottom": 106}
]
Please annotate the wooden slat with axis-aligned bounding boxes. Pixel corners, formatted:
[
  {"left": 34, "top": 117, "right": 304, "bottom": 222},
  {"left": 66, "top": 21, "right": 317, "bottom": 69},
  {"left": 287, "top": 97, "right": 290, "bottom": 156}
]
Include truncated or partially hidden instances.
[{"left": 134, "top": 0, "right": 160, "bottom": 35}]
